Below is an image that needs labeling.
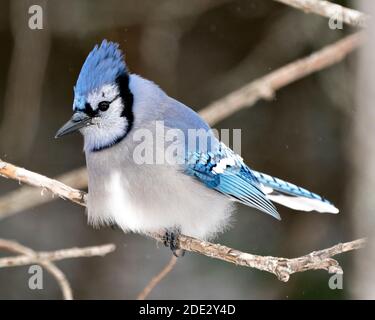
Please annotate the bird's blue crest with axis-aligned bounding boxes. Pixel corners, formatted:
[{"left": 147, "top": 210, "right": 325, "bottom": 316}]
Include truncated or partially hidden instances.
[{"left": 73, "top": 40, "right": 127, "bottom": 110}]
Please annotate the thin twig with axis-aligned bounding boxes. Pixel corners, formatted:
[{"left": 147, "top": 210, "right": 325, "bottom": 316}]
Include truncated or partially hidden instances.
[
  {"left": 274, "top": 0, "right": 369, "bottom": 27},
  {"left": 0, "top": 242, "right": 116, "bottom": 268},
  {"left": 137, "top": 255, "right": 178, "bottom": 300},
  {"left": 0, "top": 160, "right": 366, "bottom": 281},
  {"left": 0, "top": 239, "right": 73, "bottom": 299},
  {"left": 0, "top": 33, "right": 363, "bottom": 219}
]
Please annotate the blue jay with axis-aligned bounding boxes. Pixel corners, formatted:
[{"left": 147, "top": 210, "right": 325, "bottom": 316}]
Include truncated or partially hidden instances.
[{"left": 56, "top": 40, "right": 339, "bottom": 255}]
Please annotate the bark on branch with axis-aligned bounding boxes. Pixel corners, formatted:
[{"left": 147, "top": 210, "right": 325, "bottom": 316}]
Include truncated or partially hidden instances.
[
  {"left": 157, "top": 234, "right": 365, "bottom": 282},
  {"left": 0, "top": 160, "right": 366, "bottom": 282}
]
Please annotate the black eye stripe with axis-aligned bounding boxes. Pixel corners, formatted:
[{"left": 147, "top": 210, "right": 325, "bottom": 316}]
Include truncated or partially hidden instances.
[
  {"left": 109, "top": 94, "right": 120, "bottom": 103},
  {"left": 84, "top": 102, "right": 98, "bottom": 117}
]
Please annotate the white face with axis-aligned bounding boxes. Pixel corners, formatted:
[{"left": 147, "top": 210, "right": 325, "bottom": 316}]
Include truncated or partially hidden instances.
[{"left": 80, "top": 84, "right": 129, "bottom": 152}]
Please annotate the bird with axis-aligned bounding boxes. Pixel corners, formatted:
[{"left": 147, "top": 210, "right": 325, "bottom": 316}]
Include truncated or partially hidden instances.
[{"left": 56, "top": 40, "right": 339, "bottom": 256}]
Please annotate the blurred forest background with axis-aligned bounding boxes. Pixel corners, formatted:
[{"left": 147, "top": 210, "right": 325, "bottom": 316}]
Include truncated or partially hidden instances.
[{"left": 0, "top": 0, "right": 371, "bottom": 299}]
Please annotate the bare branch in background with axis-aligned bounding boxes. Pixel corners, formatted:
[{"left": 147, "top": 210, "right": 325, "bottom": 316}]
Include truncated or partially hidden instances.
[
  {"left": 0, "top": 239, "right": 115, "bottom": 300},
  {"left": 204, "top": 7, "right": 331, "bottom": 101},
  {"left": 0, "top": 160, "right": 366, "bottom": 282},
  {"left": 0, "top": 242, "right": 115, "bottom": 268},
  {"left": 0, "top": 32, "right": 362, "bottom": 219},
  {"left": 199, "top": 32, "right": 362, "bottom": 125},
  {"left": 0, "top": 239, "right": 72, "bottom": 300},
  {"left": 137, "top": 256, "right": 178, "bottom": 300},
  {"left": 274, "top": 0, "right": 369, "bottom": 27}
]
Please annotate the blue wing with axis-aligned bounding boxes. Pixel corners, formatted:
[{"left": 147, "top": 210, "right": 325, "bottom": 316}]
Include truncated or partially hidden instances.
[{"left": 184, "top": 143, "right": 280, "bottom": 220}]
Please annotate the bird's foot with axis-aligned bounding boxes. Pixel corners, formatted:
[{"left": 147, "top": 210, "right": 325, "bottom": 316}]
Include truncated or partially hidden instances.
[
  {"left": 163, "top": 228, "right": 185, "bottom": 257},
  {"left": 110, "top": 223, "right": 118, "bottom": 230}
]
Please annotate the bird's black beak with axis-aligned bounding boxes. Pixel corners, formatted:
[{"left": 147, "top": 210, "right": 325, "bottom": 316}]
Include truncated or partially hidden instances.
[{"left": 55, "top": 112, "right": 93, "bottom": 138}]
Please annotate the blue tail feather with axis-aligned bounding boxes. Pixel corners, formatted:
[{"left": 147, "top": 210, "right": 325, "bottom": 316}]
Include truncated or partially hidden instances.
[{"left": 252, "top": 170, "right": 332, "bottom": 205}]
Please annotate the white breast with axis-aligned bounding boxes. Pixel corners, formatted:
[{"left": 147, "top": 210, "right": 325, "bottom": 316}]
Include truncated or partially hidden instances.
[{"left": 85, "top": 137, "right": 233, "bottom": 240}]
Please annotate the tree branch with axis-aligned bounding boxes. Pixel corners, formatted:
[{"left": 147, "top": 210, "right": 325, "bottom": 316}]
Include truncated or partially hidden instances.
[
  {"left": 0, "top": 161, "right": 87, "bottom": 207},
  {"left": 0, "top": 160, "right": 366, "bottom": 282},
  {"left": 274, "top": 0, "right": 369, "bottom": 27},
  {"left": 0, "top": 167, "right": 87, "bottom": 220},
  {"left": 155, "top": 234, "right": 365, "bottom": 282}
]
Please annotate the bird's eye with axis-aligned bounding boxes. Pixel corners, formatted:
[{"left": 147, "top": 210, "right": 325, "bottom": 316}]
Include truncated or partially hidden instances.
[{"left": 98, "top": 101, "right": 110, "bottom": 111}]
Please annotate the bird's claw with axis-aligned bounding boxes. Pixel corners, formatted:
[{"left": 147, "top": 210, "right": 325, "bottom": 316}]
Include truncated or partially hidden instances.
[
  {"left": 110, "top": 223, "right": 118, "bottom": 230},
  {"left": 163, "top": 229, "right": 185, "bottom": 257}
]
